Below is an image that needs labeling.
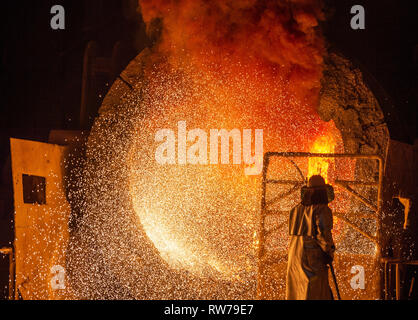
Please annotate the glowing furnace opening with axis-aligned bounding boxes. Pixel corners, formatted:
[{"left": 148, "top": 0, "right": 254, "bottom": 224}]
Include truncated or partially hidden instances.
[{"left": 124, "top": 64, "right": 346, "bottom": 280}]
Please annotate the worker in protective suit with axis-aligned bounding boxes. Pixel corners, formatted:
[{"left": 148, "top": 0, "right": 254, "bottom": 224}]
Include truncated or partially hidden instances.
[{"left": 286, "top": 175, "right": 336, "bottom": 300}]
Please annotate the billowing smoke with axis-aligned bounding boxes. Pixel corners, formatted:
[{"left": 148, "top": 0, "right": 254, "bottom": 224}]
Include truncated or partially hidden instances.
[{"left": 140, "top": 0, "right": 325, "bottom": 106}]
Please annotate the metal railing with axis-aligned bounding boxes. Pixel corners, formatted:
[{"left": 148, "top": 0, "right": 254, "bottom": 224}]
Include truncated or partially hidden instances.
[{"left": 257, "top": 152, "right": 384, "bottom": 299}]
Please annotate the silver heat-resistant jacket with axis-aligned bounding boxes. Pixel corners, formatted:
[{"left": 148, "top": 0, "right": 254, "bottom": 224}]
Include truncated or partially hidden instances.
[{"left": 286, "top": 203, "right": 335, "bottom": 300}]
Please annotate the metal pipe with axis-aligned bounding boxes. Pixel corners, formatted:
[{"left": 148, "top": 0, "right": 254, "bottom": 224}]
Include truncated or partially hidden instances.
[
  {"left": 265, "top": 152, "right": 384, "bottom": 162},
  {"left": 335, "top": 180, "right": 379, "bottom": 186},
  {"left": 265, "top": 180, "right": 303, "bottom": 184},
  {"left": 330, "top": 263, "right": 342, "bottom": 300},
  {"left": 333, "top": 212, "right": 378, "bottom": 244},
  {"left": 334, "top": 182, "right": 378, "bottom": 212},
  {"left": 0, "top": 247, "right": 13, "bottom": 300},
  {"left": 334, "top": 211, "right": 378, "bottom": 220},
  {"left": 257, "top": 154, "right": 269, "bottom": 299},
  {"left": 396, "top": 264, "right": 401, "bottom": 300},
  {"left": 376, "top": 157, "right": 384, "bottom": 299},
  {"left": 265, "top": 183, "right": 303, "bottom": 207}
]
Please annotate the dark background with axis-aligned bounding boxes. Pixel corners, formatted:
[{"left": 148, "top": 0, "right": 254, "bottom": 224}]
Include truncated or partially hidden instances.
[{"left": 0, "top": 0, "right": 417, "bottom": 299}]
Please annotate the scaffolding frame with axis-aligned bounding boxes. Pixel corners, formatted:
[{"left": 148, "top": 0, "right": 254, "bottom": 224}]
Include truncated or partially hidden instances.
[{"left": 257, "top": 152, "right": 384, "bottom": 299}]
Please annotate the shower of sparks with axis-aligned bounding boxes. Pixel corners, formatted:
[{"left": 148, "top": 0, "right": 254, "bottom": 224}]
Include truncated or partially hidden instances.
[
  {"left": 60, "top": 0, "right": 381, "bottom": 300},
  {"left": 126, "top": 56, "right": 332, "bottom": 284},
  {"left": 63, "top": 54, "right": 379, "bottom": 300}
]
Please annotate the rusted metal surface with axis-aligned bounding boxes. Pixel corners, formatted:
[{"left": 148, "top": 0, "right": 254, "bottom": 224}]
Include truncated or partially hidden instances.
[{"left": 257, "top": 152, "right": 384, "bottom": 299}]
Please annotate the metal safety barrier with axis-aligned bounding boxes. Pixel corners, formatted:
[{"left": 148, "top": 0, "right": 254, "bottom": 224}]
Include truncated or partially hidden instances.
[{"left": 257, "top": 152, "right": 384, "bottom": 299}]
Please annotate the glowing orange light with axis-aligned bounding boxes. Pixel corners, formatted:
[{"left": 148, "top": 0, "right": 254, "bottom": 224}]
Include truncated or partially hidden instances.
[{"left": 308, "top": 132, "right": 336, "bottom": 183}]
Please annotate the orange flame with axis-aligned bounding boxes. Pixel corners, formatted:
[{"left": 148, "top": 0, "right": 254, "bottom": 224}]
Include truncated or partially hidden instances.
[
  {"left": 132, "top": 0, "right": 331, "bottom": 279},
  {"left": 308, "top": 131, "right": 336, "bottom": 183}
]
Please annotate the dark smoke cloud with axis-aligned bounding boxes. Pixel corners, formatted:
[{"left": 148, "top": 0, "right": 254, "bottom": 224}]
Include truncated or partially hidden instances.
[{"left": 139, "top": 0, "right": 325, "bottom": 105}]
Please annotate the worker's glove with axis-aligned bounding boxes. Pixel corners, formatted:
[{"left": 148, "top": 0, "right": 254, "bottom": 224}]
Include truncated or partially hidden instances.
[{"left": 323, "top": 253, "right": 333, "bottom": 265}]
